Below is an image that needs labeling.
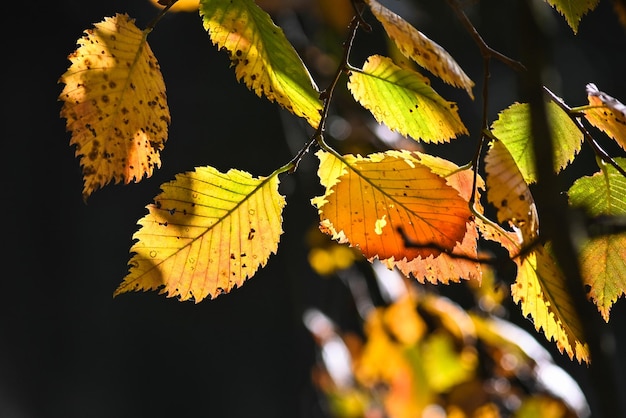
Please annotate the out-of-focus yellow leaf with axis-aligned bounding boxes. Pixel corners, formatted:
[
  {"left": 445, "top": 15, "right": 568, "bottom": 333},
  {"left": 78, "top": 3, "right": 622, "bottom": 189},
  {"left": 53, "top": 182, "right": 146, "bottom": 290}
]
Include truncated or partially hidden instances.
[
  {"left": 115, "top": 166, "right": 285, "bottom": 302},
  {"left": 484, "top": 140, "right": 539, "bottom": 243},
  {"left": 199, "top": 0, "right": 322, "bottom": 128},
  {"left": 312, "top": 150, "right": 472, "bottom": 263},
  {"left": 512, "top": 244, "right": 590, "bottom": 363},
  {"left": 490, "top": 101, "right": 583, "bottom": 184},
  {"left": 355, "top": 307, "right": 431, "bottom": 417},
  {"left": 383, "top": 293, "right": 427, "bottom": 345},
  {"left": 365, "top": 0, "right": 474, "bottom": 99},
  {"left": 148, "top": 0, "right": 200, "bottom": 12},
  {"left": 348, "top": 55, "right": 468, "bottom": 143},
  {"left": 515, "top": 395, "right": 575, "bottom": 418},
  {"left": 544, "top": 0, "right": 600, "bottom": 33},
  {"left": 59, "top": 13, "right": 170, "bottom": 200},
  {"left": 584, "top": 83, "right": 626, "bottom": 151},
  {"left": 422, "top": 331, "right": 477, "bottom": 393},
  {"left": 568, "top": 158, "right": 626, "bottom": 321}
]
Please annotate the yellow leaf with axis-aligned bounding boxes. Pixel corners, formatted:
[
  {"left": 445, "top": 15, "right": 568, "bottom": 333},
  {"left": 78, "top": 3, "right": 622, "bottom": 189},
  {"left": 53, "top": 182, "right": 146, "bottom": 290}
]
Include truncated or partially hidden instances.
[
  {"left": 115, "top": 166, "right": 286, "bottom": 302},
  {"left": 149, "top": 0, "right": 200, "bottom": 12},
  {"left": 59, "top": 13, "right": 170, "bottom": 200},
  {"left": 584, "top": 83, "right": 626, "bottom": 152},
  {"left": 366, "top": 0, "right": 474, "bottom": 99},
  {"left": 312, "top": 150, "right": 472, "bottom": 262},
  {"left": 512, "top": 244, "right": 590, "bottom": 363},
  {"left": 348, "top": 55, "right": 468, "bottom": 143},
  {"left": 199, "top": 0, "right": 322, "bottom": 128},
  {"left": 484, "top": 140, "right": 539, "bottom": 243}
]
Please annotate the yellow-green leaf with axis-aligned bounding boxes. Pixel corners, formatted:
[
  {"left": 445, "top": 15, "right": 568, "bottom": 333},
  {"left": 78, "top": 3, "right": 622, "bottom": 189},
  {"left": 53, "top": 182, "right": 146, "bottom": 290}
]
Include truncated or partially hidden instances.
[
  {"left": 365, "top": 0, "right": 474, "bottom": 98},
  {"left": 347, "top": 55, "right": 468, "bottom": 143},
  {"left": 544, "top": 0, "right": 600, "bottom": 33},
  {"left": 484, "top": 140, "right": 539, "bottom": 243},
  {"left": 512, "top": 244, "right": 590, "bottom": 363},
  {"left": 568, "top": 158, "right": 626, "bottom": 321},
  {"left": 115, "top": 166, "right": 286, "bottom": 302},
  {"left": 584, "top": 83, "right": 626, "bottom": 152},
  {"left": 312, "top": 150, "right": 472, "bottom": 262},
  {"left": 199, "top": 0, "right": 322, "bottom": 128},
  {"left": 490, "top": 101, "right": 583, "bottom": 183},
  {"left": 59, "top": 13, "right": 170, "bottom": 200}
]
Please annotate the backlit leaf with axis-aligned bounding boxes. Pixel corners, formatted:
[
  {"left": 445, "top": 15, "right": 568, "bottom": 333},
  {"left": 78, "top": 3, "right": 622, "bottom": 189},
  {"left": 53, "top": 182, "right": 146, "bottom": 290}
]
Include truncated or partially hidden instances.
[
  {"left": 347, "top": 55, "right": 468, "bottom": 143},
  {"left": 312, "top": 150, "right": 472, "bottom": 262},
  {"left": 544, "top": 0, "right": 600, "bottom": 33},
  {"left": 392, "top": 153, "right": 483, "bottom": 284},
  {"left": 59, "top": 13, "right": 170, "bottom": 200},
  {"left": 484, "top": 140, "right": 539, "bottom": 243},
  {"left": 365, "top": 0, "right": 474, "bottom": 98},
  {"left": 512, "top": 244, "right": 590, "bottom": 363},
  {"left": 584, "top": 83, "right": 626, "bottom": 151},
  {"left": 199, "top": 0, "right": 322, "bottom": 128},
  {"left": 568, "top": 158, "right": 626, "bottom": 321},
  {"left": 115, "top": 166, "right": 285, "bottom": 302},
  {"left": 490, "top": 101, "right": 583, "bottom": 184}
]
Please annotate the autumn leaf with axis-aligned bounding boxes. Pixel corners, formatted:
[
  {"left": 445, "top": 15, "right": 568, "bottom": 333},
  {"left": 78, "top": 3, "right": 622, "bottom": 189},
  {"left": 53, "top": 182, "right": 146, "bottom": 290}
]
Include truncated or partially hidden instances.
[
  {"left": 115, "top": 166, "right": 286, "bottom": 302},
  {"left": 312, "top": 150, "right": 472, "bottom": 263},
  {"left": 512, "top": 244, "right": 590, "bottom": 363},
  {"left": 484, "top": 140, "right": 539, "bottom": 244},
  {"left": 365, "top": 0, "right": 474, "bottom": 98},
  {"left": 584, "top": 83, "right": 626, "bottom": 151},
  {"left": 347, "top": 55, "right": 468, "bottom": 143},
  {"left": 199, "top": 0, "right": 322, "bottom": 128},
  {"left": 59, "top": 13, "right": 170, "bottom": 200},
  {"left": 392, "top": 153, "right": 483, "bottom": 284},
  {"left": 568, "top": 158, "right": 626, "bottom": 321},
  {"left": 544, "top": 0, "right": 600, "bottom": 33},
  {"left": 490, "top": 101, "right": 583, "bottom": 184}
]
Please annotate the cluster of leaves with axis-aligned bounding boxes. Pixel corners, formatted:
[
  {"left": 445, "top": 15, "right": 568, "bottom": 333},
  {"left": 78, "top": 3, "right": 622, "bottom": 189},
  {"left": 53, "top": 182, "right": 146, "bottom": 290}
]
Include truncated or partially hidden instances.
[
  {"left": 304, "top": 261, "right": 589, "bottom": 417},
  {"left": 59, "top": 0, "right": 626, "bottom": 405}
]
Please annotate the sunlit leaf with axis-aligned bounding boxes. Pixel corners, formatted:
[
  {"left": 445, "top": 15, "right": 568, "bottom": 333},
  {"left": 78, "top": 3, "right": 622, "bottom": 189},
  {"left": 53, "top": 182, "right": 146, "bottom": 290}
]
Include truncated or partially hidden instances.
[
  {"left": 490, "top": 101, "right": 583, "bottom": 183},
  {"left": 484, "top": 140, "right": 539, "bottom": 243},
  {"left": 149, "top": 0, "right": 200, "bottom": 12},
  {"left": 59, "top": 13, "right": 170, "bottom": 200},
  {"left": 365, "top": 0, "right": 474, "bottom": 98},
  {"left": 544, "top": 0, "right": 600, "bottom": 33},
  {"left": 568, "top": 158, "right": 626, "bottom": 321},
  {"left": 347, "top": 55, "right": 468, "bottom": 143},
  {"left": 584, "top": 83, "right": 626, "bottom": 151},
  {"left": 312, "top": 150, "right": 472, "bottom": 263},
  {"left": 392, "top": 153, "right": 483, "bottom": 284},
  {"left": 115, "top": 166, "right": 285, "bottom": 302},
  {"left": 199, "top": 0, "right": 322, "bottom": 128},
  {"left": 512, "top": 244, "right": 590, "bottom": 363}
]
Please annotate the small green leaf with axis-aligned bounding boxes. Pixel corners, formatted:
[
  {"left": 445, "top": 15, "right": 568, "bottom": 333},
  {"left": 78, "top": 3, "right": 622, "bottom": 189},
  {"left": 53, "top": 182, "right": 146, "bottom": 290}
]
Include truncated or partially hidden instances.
[
  {"left": 490, "top": 101, "right": 583, "bottom": 183},
  {"left": 544, "top": 0, "right": 600, "bottom": 33},
  {"left": 568, "top": 158, "right": 626, "bottom": 321},
  {"left": 347, "top": 55, "right": 468, "bottom": 143}
]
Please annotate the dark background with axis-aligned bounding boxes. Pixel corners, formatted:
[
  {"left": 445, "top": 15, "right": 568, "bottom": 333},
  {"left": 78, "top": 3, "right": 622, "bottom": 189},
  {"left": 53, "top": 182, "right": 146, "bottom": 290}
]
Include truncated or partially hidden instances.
[{"left": 4, "top": 0, "right": 626, "bottom": 417}]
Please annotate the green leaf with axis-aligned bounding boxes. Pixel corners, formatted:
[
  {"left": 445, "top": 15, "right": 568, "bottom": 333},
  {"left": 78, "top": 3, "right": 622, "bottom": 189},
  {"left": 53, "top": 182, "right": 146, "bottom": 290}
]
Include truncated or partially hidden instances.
[
  {"left": 347, "top": 55, "right": 468, "bottom": 143},
  {"left": 199, "top": 0, "right": 323, "bottom": 128},
  {"left": 568, "top": 158, "right": 626, "bottom": 321},
  {"left": 490, "top": 101, "right": 583, "bottom": 183},
  {"left": 544, "top": 0, "right": 600, "bottom": 33},
  {"left": 115, "top": 166, "right": 286, "bottom": 302}
]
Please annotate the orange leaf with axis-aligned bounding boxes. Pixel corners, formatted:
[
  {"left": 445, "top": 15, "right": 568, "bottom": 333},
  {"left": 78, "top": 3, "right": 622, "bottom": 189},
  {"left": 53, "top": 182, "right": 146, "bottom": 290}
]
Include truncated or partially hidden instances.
[
  {"left": 313, "top": 150, "right": 472, "bottom": 261},
  {"left": 59, "top": 14, "right": 170, "bottom": 200},
  {"left": 584, "top": 83, "right": 626, "bottom": 152}
]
